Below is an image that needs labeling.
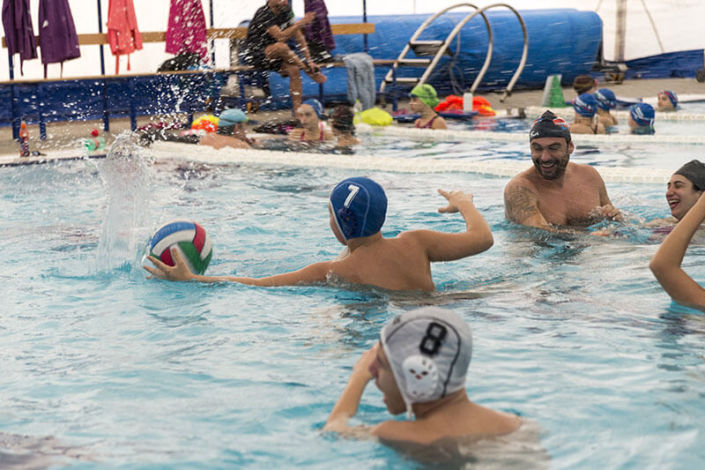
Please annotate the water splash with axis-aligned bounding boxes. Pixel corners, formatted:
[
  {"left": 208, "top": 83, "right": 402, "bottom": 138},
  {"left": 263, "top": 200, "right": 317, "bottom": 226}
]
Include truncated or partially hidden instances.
[{"left": 95, "top": 132, "right": 152, "bottom": 272}]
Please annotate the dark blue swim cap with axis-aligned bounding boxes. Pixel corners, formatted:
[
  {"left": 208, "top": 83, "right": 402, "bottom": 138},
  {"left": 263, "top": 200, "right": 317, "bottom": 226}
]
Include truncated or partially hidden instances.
[
  {"left": 660, "top": 90, "right": 678, "bottom": 109},
  {"left": 330, "top": 177, "right": 387, "bottom": 240},
  {"left": 573, "top": 93, "right": 598, "bottom": 117},
  {"left": 630, "top": 103, "right": 655, "bottom": 128},
  {"left": 302, "top": 99, "right": 323, "bottom": 119},
  {"left": 530, "top": 110, "right": 571, "bottom": 143},
  {"left": 594, "top": 89, "right": 616, "bottom": 110}
]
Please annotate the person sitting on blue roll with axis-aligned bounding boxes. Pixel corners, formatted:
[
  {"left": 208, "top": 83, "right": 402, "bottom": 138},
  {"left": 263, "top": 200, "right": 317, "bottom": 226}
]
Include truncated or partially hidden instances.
[
  {"left": 323, "top": 307, "right": 524, "bottom": 450},
  {"left": 199, "top": 109, "right": 254, "bottom": 150},
  {"left": 144, "top": 176, "right": 493, "bottom": 291},
  {"left": 657, "top": 90, "right": 679, "bottom": 111},
  {"left": 288, "top": 99, "right": 334, "bottom": 142},
  {"left": 410, "top": 84, "right": 447, "bottom": 130},
  {"left": 593, "top": 88, "right": 618, "bottom": 131},
  {"left": 628, "top": 103, "right": 655, "bottom": 135},
  {"left": 569, "top": 93, "right": 605, "bottom": 135}
]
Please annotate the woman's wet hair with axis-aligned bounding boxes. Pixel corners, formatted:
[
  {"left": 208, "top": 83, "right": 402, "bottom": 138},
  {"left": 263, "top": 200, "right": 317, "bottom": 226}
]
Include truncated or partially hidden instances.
[
  {"left": 331, "top": 105, "right": 356, "bottom": 135},
  {"left": 216, "top": 124, "right": 235, "bottom": 136}
]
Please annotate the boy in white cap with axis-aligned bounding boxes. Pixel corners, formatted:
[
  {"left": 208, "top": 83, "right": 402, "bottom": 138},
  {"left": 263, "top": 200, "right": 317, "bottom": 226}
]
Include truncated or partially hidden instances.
[
  {"left": 324, "top": 307, "right": 520, "bottom": 443},
  {"left": 145, "top": 176, "right": 493, "bottom": 291}
]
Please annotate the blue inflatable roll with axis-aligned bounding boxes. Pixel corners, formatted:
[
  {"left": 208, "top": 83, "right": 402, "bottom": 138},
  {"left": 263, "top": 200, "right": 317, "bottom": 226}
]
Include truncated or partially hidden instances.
[{"left": 268, "top": 8, "right": 602, "bottom": 103}]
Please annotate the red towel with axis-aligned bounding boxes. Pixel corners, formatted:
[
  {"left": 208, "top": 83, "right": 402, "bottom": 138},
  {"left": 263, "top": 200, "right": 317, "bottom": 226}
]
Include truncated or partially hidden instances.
[{"left": 107, "top": 0, "right": 143, "bottom": 74}]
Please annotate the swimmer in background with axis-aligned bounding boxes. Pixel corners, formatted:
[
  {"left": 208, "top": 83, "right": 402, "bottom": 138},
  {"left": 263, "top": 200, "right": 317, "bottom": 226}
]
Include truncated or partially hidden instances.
[
  {"left": 650, "top": 191, "right": 705, "bottom": 312},
  {"left": 144, "top": 176, "right": 493, "bottom": 292},
  {"left": 628, "top": 103, "right": 655, "bottom": 135},
  {"left": 288, "top": 98, "right": 334, "bottom": 142},
  {"left": 329, "top": 105, "right": 360, "bottom": 147},
  {"left": 593, "top": 88, "right": 618, "bottom": 131},
  {"left": 657, "top": 90, "right": 679, "bottom": 111},
  {"left": 504, "top": 110, "right": 621, "bottom": 229},
  {"left": 199, "top": 109, "right": 254, "bottom": 150},
  {"left": 410, "top": 84, "right": 447, "bottom": 130},
  {"left": 572, "top": 74, "right": 597, "bottom": 96},
  {"left": 323, "top": 307, "right": 523, "bottom": 449},
  {"left": 569, "top": 93, "right": 605, "bottom": 135}
]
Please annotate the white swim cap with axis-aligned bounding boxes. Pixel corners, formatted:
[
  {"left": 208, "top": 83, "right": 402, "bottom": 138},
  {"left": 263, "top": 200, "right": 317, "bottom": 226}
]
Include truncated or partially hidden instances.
[{"left": 380, "top": 307, "right": 472, "bottom": 418}]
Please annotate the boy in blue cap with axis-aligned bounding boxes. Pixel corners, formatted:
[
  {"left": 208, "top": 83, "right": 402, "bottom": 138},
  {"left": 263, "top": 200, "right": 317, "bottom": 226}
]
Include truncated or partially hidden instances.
[
  {"left": 628, "top": 103, "right": 655, "bottom": 135},
  {"left": 569, "top": 93, "right": 605, "bottom": 135},
  {"left": 199, "top": 108, "right": 254, "bottom": 149},
  {"left": 594, "top": 88, "right": 618, "bottom": 130},
  {"left": 145, "top": 177, "right": 493, "bottom": 291}
]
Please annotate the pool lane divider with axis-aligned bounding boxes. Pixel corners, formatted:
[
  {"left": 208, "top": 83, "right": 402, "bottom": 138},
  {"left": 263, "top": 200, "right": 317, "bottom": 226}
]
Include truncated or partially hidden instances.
[
  {"left": 524, "top": 105, "right": 705, "bottom": 122},
  {"left": 0, "top": 150, "right": 106, "bottom": 167},
  {"left": 149, "top": 141, "right": 672, "bottom": 184},
  {"left": 356, "top": 123, "right": 705, "bottom": 145}
]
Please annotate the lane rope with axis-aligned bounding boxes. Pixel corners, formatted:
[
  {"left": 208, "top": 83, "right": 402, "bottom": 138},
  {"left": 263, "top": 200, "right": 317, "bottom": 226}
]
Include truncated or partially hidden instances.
[{"left": 150, "top": 141, "right": 672, "bottom": 184}]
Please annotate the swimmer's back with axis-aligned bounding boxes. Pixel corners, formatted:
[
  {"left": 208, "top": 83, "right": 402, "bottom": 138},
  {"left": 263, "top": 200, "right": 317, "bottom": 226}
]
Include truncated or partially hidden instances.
[{"left": 329, "top": 232, "right": 435, "bottom": 291}]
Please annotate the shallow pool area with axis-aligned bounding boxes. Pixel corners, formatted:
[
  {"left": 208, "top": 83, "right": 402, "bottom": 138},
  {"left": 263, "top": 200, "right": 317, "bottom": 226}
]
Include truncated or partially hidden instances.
[{"left": 2, "top": 131, "right": 705, "bottom": 468}]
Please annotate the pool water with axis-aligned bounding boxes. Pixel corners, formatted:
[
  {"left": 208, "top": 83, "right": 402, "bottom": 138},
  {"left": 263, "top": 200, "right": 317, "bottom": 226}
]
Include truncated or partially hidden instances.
[{"left": 1, "top": 132, "right": 705, "bottom": 469}]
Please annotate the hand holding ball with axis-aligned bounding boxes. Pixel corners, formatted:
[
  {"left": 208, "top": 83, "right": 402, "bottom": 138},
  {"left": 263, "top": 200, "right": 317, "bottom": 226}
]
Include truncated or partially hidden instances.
[{"left": 148, "top": 221, "right": 213, "bottom": 276}]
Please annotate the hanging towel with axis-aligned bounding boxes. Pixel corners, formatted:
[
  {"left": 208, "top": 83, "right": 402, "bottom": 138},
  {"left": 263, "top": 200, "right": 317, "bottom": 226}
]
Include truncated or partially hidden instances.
[
  {"left": 343, "top": 53, "right": 375, "bottom": 110},
  {"left": 304, "top": 0, "right": 335, "bottom": 56},
  {"left": 38, "top": 0, "right": 80, "bottom": 78},
  {"left": 107, "top": 0, "right": 143, "bottom": 74},
  {"left": 165, "top": 0, "right": 208, "bottom": 61},
  {"left": 1, "top": 0, "right": 37, "bottom": 75}
]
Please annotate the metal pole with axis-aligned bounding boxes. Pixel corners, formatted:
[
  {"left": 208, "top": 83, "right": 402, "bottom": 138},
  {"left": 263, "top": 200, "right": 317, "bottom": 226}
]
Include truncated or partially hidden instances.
[
  {"left": 97, "top": 0, "right": 105, "bottom": 75},
  {"left": 363, "top": 0, "right": 368, "bottom": 53}
]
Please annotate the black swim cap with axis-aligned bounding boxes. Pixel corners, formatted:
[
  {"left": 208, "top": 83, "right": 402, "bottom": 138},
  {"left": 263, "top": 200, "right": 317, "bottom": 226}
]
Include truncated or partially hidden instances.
[
  {"left": 675, "top": 160, "right": 705, "bottom": 191},
  {"left": 529, "top": 110, "right": 571, "bottom": 143}
]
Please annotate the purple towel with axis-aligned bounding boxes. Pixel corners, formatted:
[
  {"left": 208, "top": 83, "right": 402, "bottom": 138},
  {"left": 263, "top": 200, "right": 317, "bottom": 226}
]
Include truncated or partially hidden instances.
[
  {"left": 1, "top": 0, "right": 37, "bottom": 75},
  {"left": 38, "top": 0, "right": 80, "bottom": 76},
  {"left": 304, "top": 0, "right": 335, "bottom": 52}
]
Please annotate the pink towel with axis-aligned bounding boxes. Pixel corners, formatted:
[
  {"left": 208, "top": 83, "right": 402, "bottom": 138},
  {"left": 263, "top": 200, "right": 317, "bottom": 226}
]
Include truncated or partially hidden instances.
[{"left": 165, "top": 0, "right": 208, "bottom": 60}]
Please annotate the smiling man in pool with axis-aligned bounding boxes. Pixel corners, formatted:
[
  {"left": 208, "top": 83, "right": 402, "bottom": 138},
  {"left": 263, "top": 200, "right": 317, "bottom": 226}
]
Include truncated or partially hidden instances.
[
  {"left": 503, "top": 110, "right": 621, "bottom": 229},
  {"left": 144, "top": 176, "right": 493, "bottom": 291}
]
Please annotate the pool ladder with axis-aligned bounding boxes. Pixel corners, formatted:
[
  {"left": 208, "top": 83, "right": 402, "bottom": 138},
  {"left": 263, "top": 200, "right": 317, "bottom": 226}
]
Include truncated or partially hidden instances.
[{"left": 380, "top": 3, "right": 529, "bottom": 105}]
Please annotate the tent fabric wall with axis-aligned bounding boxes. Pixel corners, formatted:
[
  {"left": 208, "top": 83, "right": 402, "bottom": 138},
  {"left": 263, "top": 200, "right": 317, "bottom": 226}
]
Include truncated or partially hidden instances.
[{"left": 266, "top": 9, "right": 603, "bottom": 104}]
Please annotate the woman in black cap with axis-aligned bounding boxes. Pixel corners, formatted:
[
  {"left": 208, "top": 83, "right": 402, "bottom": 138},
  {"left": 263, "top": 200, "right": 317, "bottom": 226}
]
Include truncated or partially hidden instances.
[{"left": 650, "top": 160, "right": 705, "bottom": 311}]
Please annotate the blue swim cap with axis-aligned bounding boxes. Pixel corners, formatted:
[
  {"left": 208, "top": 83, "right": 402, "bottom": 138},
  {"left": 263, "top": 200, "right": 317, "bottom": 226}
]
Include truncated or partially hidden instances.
[
  {"left": 594, "top": 89, "right": 616, "bottom": 110},
  {"left": 330, "top": 177, "right": 387, "bottom": 240},
  {"left": 573, "top": 93, "right": 598, "bottom": 117},
  {"left": 302, "top": 99, "right": 323, "bottom": 119},
  {"left": 630, "top": 102, "right": 655, "bottom": 128},
  {"left": 218, "top": 108, "right": 247, "bottom": 127},
  {"left": 660, "top": 90, "right": 678, "bottom": 109}
]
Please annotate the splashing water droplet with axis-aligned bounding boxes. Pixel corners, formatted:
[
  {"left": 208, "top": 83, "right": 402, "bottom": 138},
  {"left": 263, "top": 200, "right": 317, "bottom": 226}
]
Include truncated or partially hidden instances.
[{"left": 95, "top": 132, "right": 152, "bottom": 272}]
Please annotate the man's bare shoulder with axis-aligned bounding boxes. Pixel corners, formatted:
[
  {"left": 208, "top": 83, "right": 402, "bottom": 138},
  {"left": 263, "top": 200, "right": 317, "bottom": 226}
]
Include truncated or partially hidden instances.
[
  {"left": 567, "top": 162, "right": 603, "bottom": 181},
  {"left": 504, "top": 170, "right": 537, "bottom": 197}
]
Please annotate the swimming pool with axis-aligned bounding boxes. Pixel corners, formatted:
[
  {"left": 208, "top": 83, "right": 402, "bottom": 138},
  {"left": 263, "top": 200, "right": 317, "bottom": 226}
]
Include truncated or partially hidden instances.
[{"left": 2, "top": 130, "right": 705, "bottom": 468}]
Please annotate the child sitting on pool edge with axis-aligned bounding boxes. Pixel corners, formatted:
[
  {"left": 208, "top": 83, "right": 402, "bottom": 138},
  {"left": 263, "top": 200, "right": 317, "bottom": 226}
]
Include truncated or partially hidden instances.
[
  {"left": 323, "top": 307, "right": 522, "bottom": 446},
  {"left": 410, "top": 84, "right": 447, "bottom": 130},
  {"left": 144, "top": 176, "right": 493, "bottom": 291}
]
